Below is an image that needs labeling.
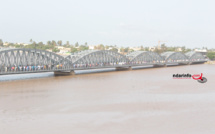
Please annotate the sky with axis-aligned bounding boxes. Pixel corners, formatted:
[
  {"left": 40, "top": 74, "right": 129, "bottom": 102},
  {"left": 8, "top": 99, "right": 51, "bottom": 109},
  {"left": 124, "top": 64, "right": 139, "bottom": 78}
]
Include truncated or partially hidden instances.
[{"left": 0, "top": 0, "right": 215, "bottom": 48}]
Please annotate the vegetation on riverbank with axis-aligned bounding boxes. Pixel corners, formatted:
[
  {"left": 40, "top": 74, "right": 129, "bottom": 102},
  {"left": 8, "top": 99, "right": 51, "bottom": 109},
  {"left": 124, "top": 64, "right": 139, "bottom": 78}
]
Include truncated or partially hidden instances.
[
  {"left": 205, "top": 61, "right": 215, "bottom": 64},
  {"left": 1, "top": 39, "right": 215, "bottom": 60},
  {"left": 206, "top": 52, "right": 215, "bottom": 60}
]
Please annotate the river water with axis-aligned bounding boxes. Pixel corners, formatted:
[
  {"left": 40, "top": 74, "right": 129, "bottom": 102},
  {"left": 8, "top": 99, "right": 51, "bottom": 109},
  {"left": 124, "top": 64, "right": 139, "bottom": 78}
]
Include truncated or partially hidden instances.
[{"left": 0, "top": 64, "right": 215, "bottom": 134}]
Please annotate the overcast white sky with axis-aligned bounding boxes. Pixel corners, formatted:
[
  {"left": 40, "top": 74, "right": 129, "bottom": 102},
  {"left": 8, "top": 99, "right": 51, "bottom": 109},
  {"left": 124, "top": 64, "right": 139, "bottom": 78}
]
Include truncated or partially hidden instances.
[{"left": 0, "top": 0, "right": 215, "bottom": 48}]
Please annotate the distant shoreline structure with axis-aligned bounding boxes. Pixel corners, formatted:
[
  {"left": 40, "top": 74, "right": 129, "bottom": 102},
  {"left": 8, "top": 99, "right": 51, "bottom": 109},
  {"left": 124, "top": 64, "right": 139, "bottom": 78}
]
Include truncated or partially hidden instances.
[{"left": 205, "top": 61, "right": 215, "bottom": 64}]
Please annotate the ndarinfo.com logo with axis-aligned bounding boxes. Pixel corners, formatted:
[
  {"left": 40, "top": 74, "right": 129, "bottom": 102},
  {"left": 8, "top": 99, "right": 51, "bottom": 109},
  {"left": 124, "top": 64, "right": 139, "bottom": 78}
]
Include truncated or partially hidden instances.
[{"left": 173, "top": 73, "right": 207, "bottom": 83}]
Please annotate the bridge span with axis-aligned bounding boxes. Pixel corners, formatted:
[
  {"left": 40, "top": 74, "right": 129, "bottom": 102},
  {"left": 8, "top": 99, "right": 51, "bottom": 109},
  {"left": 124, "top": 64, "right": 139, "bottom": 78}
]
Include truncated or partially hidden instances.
[{"left": 0, "top": 48, "right": 207, "bottom": 75}]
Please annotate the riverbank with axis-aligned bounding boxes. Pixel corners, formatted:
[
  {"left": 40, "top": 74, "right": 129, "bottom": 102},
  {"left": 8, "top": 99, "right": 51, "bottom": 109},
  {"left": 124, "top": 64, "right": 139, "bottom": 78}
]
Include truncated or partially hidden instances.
[{"left": 205, "top": 61, "right": 215, "bottom": 64}]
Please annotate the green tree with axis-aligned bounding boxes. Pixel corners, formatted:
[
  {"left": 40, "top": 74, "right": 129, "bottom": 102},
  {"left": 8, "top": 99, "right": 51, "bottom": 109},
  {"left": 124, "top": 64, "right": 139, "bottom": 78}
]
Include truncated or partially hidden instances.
[
  {"left": 38, "top": 42, "right": 44, "bottom": 49},
  {"left": 110, "top": 48, "right": 118, "bottom": 53},
  {"left": 52, "top": 48, "right": 60, "bottom": 53},
  {"left": 207, "top": 52, "right": 215, "bottom": 60},
  {"left": 167, "top": 47, "right": 175, "bottom": 51},
  {"left": 8, "top": 43, "right": 15, "bottom": 47},
  {"left": 13, "top": 43, "right": 24, "bottom": 48},
  {"left": 140, "top": 45, "right": 144, "bottom": 51},
  {"left": 97, "top": 44, "right": 105, "bottom": 50},
  {"left": 79, "top": 45, "right": 89, "bottom": 51},
  {"left": 0, "top": 39, "right": 3, "bottom": 46},
  {"left": 181, "top": 46, "right": 186, "bottom": 52},
  {"left": 71, "top": 47, "right": 78, "bottom": 53},
  {"left": 75, "top": 42, "right": 79, "bottom": 47},
  {"left": 154, "top": 48, "right": 163, "bottom": 54},
  {"left": 183, "top": 48, "right": 191, "bottom": 53},
  {"left": 120, "top": 47, "right": 125, "bottom": 53},
  {"left": 15, "top": 44, "right": 23, "bottom": 48},
  {"left": 144, "top": 47, "right": 149, "bottom": 51},
  {"left": 57, "top": 40, "right": 62, "bottom": 46},
  {"left": 47, "top": 41, "right": 52, "bottom": 46},
  {"left": 105, "top": 45, "right": 109, "bottom": 50},
  {"left": 32, "top": 41, "right": 37, "bottom": 49},
  {"left": 129, "top": 49, "right": 134, "bottom": 52},
  {"left": 63, "top": 41, "right": 70, "bottom": 48},
  {"left": 161, "top": 43, "right": 167, "bottom": 52},
  {"left": 124, "top": 47, "right": 129, "bottom": 52},
  {"left": 52, "top": 40, "right": 57, "bottom": 46}
]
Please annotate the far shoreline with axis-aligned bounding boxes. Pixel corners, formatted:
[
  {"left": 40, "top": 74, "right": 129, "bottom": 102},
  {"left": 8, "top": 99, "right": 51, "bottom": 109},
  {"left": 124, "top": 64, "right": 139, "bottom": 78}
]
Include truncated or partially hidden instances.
[{"left": 205, "top": 61, "right": 215, "bottom": 64}]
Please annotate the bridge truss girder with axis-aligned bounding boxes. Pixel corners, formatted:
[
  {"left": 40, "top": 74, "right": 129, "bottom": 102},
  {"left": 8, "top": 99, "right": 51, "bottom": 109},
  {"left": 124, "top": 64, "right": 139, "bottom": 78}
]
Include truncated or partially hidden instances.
[
  {"left": 185, "top": 51, "right": 205, "bottom": 62},
  {"left": 161, "top": 52, "right": 189, "bottom": 63},
  {"left": 126, "top": 51, "right": 164, "bottom": 65},
  {"left": 65, "top": 50, "right": 129, "bottom": 68},
  {"left": 0, "top": 49, "right": 71, "bottom": 69},
  {"left": 0, "top": 49, "right": 205, "bottom": 74}
]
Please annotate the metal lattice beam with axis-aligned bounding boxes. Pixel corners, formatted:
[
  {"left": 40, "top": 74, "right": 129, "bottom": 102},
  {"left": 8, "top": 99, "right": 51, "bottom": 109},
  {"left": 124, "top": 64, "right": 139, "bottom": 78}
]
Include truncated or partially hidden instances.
[
  {"left": 185, "top": 51, "right": 205, "bottom": 62},
  {"left": 161, "top": 52, "right": 189, "bottom": 63},
  {"left": 126, "top": 51, "right": 164, "bottom": 65},
  {"left": 65, "top": 50, "right": 130, "bottom": 68},
  {"left": 0, "top": 49, "right": 72, "bottom": 73}
]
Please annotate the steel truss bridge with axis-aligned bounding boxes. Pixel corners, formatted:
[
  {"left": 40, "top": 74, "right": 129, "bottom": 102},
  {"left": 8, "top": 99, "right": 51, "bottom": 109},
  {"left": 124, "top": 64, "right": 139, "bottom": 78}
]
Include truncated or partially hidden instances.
[{"left": 0, "top": 48, "right": 207, "bottom": 75}]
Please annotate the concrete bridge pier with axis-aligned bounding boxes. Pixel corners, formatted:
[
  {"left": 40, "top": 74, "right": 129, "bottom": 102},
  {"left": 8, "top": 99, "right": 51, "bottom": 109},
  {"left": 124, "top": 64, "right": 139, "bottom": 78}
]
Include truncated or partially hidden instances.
[
  {"left": 54, "top": 70, "right": 75, "bottom": 76},
  {"left": 190, "top": 61, "right": 206, "bottom": 65},
  {"left": 153, "top": 64, "right": 165, "bottom": 68},
  {"left": 178, "top": 62, "right": 189, "bottom": 66},
  {"left": 115, "top": 66, "right": 132, "bottom": 71}
]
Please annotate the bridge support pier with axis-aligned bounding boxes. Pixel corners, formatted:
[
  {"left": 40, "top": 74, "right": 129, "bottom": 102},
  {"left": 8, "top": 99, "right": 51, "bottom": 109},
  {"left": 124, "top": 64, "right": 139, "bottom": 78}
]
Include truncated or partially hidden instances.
[
  {"left": 153, "top": 64, "right": 165, "bottom": 68},
  {"left": 190, "top": 61, "right": 205, "bottom": 65},
  {"left": 115, "top": 66, "right": 132, "bottom": 71},
  {"left": 54, "top": 70, "right": 75, "bottom": 76},
  {"left": 178, "top": 62, "right": 189, "bottom": 66}
]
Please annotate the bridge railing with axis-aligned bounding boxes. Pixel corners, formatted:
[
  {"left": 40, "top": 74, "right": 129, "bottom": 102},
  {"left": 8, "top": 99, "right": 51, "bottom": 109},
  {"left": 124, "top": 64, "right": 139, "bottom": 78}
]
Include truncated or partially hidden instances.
[
  {"left": 189, "top": 59, "right": 207, "bottom": 62},
  {"left": 0, "top": 64, "right": 73, "bottom": 74},
  {"left": 71, "top": 62, "right": 129, "bottom": 69}
]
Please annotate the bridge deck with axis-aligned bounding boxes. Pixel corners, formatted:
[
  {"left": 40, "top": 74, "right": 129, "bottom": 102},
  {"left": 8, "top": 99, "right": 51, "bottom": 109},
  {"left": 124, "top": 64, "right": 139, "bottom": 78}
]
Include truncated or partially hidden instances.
[{"left": 0, "top": 62, "right": 204, "bottom": 75}]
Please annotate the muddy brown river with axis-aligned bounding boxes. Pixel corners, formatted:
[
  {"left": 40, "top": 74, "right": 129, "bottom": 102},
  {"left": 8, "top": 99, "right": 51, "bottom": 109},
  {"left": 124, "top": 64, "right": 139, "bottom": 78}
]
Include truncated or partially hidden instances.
[{"left": 0, "top": 64, "right": 215, "bottom": 134}]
